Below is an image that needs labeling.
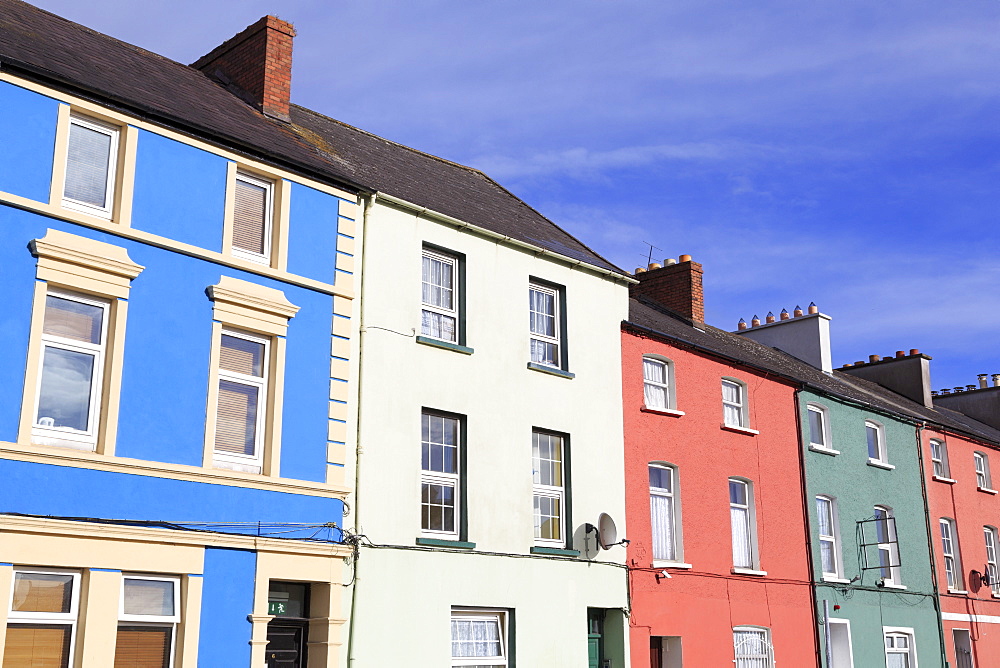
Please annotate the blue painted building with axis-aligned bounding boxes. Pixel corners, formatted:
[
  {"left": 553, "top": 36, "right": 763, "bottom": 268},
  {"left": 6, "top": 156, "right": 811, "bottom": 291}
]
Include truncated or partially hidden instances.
[{"left": 0, "top": 4, "right": 360, "bottom": 666}]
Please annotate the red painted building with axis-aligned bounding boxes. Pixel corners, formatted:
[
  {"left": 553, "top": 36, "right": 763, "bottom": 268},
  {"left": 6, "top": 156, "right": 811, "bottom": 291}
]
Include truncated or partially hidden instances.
[{"left": 623, "top": 259, "right": 818, "bottom": 668}]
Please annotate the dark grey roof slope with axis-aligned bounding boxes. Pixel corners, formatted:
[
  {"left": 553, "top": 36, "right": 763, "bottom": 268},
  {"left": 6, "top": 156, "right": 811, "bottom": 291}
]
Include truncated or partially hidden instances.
[
  {"left": 0, "top": 0, "right": 360, "bottom": 189},
  {"left": 0, "top": 0, "right": 622, "bottom": 275},
  {"left": 289, "top": 106, "right": 622, "bottom": 273},
  {"left": 627, "top": 296, "right": 1000, "bottom": 445}
]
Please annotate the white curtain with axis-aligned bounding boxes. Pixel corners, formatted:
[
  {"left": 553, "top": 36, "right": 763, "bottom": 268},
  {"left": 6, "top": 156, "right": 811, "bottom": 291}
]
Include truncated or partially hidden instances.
[
  {"left": 650, "top": 493, "right": 675, "bottom": 560},
  {"left": 529, "top": 290, "right": 555, "bottom": 336},
  {"left": 422, "top": 255, "right": 453, "bottom": 309},
  {"left": 731, "top": 506, "right": 752, "bottom": 568},
  {"left": 451, "top": 618, "right": 501, "bottom": 658},
  {"left": 886, "top": 653, "right": 908, "bottom": 668},
  {"left": 643, "top": 360, "right": 667, "bottom": 408},
  {"left": 733, "top": 630, "right": 771, "bottom": 668}
]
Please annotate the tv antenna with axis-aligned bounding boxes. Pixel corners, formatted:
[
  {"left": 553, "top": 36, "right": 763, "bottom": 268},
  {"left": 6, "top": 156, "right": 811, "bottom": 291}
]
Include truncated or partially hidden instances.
[{"left": 642, "top": 242, "right": 664, "bottom": 266}]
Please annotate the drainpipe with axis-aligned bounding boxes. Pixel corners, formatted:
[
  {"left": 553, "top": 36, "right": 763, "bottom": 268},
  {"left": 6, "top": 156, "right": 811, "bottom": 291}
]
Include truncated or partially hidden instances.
[
  {"left": 914, "top": 421, "right": 949, "bottom": 667},
  {"left": 822, "top": 599, "right": 832, "bottom": 667},
  {"left": 793, "top": 390, "right": 825, "bottom": 668},
  {"left": 346, "top": 191, "right": 376, "bottom": 667}
]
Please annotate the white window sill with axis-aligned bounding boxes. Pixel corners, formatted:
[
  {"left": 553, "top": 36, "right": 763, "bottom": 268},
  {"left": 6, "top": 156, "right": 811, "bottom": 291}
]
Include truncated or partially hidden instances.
[
  {"left": 809, "top": 445, "right": 841, "bottom": 456},
  {"left": 641, "top": 407, "right": 685, "bottom": 417},
  {"left": 721, "top": 424, "right": 759, "bottom": 436},
  {"left": 732, "top": 567, "right": 767, "bottom": 576},
  {"left": 948, "top": 589, "right": 969, "bottom": 595},
  {"left": 867, "top": 459, "right": 895, "bottom": 470},
  {"left": 822, "top": 576, "right": 851, "bottom": 584},
  {"left": 978, "top": 487, "right": 998, "bottom": 495},
  {"left": 933, "top": 475, "right": 957, "bottom": 484},
  {"left": 881, "top": 583, "right": 907, "bottom": 590},
  {"left": 653, "top": 561, "right": 692, "bottom": 569}
]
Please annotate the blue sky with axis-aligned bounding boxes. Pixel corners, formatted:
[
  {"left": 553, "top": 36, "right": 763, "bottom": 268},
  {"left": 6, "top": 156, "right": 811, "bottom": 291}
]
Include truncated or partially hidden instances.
[{"left": 33, "top": 0, "right": 1000, "bottom": 390}]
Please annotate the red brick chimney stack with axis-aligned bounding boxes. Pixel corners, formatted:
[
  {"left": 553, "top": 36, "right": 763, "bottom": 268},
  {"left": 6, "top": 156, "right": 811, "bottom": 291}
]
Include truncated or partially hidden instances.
[
  {"left": 631, "top": 255, "right": 705, "bottom": 325},
  {"left": 191, "top": 16, "right": 296, "bottom": 122}
]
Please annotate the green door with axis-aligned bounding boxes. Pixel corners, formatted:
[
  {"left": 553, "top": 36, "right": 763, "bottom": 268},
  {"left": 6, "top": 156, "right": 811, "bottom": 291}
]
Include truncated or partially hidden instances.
[{"left": 588, "top": 633, "right": 601, "bottom": 668}]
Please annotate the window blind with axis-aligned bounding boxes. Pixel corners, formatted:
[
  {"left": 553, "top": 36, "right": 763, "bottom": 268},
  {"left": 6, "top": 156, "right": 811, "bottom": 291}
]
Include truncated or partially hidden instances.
[
  {"left": 3, "top": 625, "right": 72, "bottom": 668},
  {"left": 219, "top": 335, "right": 264, "bottom": 377},
  {"left": 12, "top": 573, "right": 73, "bottom": 613},
  {"left": 44, "top": 296, "right": 103, "bottom": 344},
  {"left": 233, "top": 178, "right": 268, "bottom": 256},
  {"left": 65, "top": 121, "right": 112, "bottom": 208},
  {"left": 123, "top": 579, "right": 174, "bottom": 617},
  {"left": 215, "top": 380, "right": 259, "bottom": 455},
  {"left": 114, "top": 626, "right": 171, "bottom": 668}
]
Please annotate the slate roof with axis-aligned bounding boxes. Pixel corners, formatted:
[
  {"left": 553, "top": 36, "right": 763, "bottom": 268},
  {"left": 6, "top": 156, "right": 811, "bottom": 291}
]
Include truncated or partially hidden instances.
[
  {"left": 0, "top": 0, "right": 623, "bottom": 275},
  {"left": 627, "top": 296, "right": 1000, "bottom": 446}
]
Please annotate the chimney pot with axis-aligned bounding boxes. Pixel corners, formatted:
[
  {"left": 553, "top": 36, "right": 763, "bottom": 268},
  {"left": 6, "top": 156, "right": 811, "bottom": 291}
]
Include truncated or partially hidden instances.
[
  {"left": 648, "top": 262, "right": 662, "bottom": 270},
  {"left": 737, "top": 318, "right": 747, "bottom": 331},
  {"left": 895, "top": 351, "right": 905, "bottom": 358},
  {"left": 793, "top": 305, "right": 803, "bottom": 317},
  {"left": 780, "top": 309, "right": 790, "bottom": 321},
  {"left": 665, "top": 258, "right": 676, "bottom": 266},
  {"left": 678, "top": 254, "right": 692, "bottom": 263},
  {"left": 979, "top": 374, "right": 989, "bottom": 389},
  {"left": 635, "top": 267, "right": 646, "bottom": 274},
  {"left": 954, "top": 387, "right": 965, "bottom": 393},
  {"left": 909, "top": 349, "right": 920, "bottom": 356},
  {"left": 751, "top": 315, "right": 761, "bottom": 327},
  {"left": 993, "top": 374, "right": 1000, "bottom": 387},
  {"left": 808, "top": 302, "right": 819, "bottom": 315},
  {"left": 941, "top": 388, "right": 951, "bottom": 394},
  {"left": 765, "top": 312, "right": 775, "bottom": 324},
  {"left": 869, "top": 354, "right": 881, "bottom": 363},
  {"left": 843, "top": 362, "right": 853, "bottom": 367},
  {"left": 967, "top": 385, "right": 977, "bottom": 392},
  {"left": 931, "top": 390, "right": 939, "bottom": 396}
]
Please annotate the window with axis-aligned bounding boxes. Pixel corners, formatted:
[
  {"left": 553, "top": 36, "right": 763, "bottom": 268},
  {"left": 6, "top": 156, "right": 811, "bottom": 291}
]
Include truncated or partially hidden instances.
[
  {"left": 807, "top": 403, "right": 831, "bottom": 450},
  {"left": 883, "top": 629, "right": 917, "bottom": 668},
  {"left": 533, "top": 430, "right": 567, "bottom": 546},
  {"left": 729, "top": 479, "right": 758, "bottom": 569},
  {"left": 115, "top": 576, "right": 180, "bottom": 668},
  {"left": 421, "top": 249, "right": 460, "bottom": 343},
  {"left": 816, "top": 496, "right": 841, "bottom": 578},
  {"left": 649, "top": 464, "right": 680, "bottom": 562},
  {"left": 231, "top": 171, "right": 274, "bottom": 264},
  {"left": 828, "top": 619, "right": 855, "bottom": 668},
  {"left": 643, "top": 357, "right": 673, "bottom": 410},
  {"left": 528, "top": 282, "right": 561, "bottom": 368},
  {"left": 874, "top": 506, "right": 900, "bottom": 585},
  {"left": 32, "top": 291, "right": 109, "bottom": 450},
  {"left": 5, "top": 570, "right": 80, "bottom": 668},
  {"left": 866, "top": 421, "right": 887, "bottom": 464},
  {"left": 733, "top": 627, "right": 773, "bottom": 668},
  {"left": 953, "top": 628, "right": 974, "bottom": 668},
  {"left": 451, "top": 609, "right": 508, "bottom": 667},
  {"left": 940, "top": 518, "right": 963, "bottom": 591},
  {"left": 930, "top": 439, "right": 950, "bottom": 478},
  {"left": 722, "top": 379, "right": 747, "bottom": 428},
  {"left": 213, "top": 330, "right": 269, "bottom": 473},
  {"left": 975, "top": 452, "right": 992, "bottom": 489},
  {"left": 985, "top": 527, "right": 999, "bottom": 597},
  {"left": 421, "top": 411, "right": 462, "bottom": 539},
  {"left": 63, "top": 113, "right": 119, "bottom": 218}
]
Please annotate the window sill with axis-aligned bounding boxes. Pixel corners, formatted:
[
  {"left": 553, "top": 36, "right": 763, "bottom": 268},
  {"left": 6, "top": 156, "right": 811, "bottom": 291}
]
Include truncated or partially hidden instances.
[
  {"left": 881, "top": 583, "right": 907, "bottom": 590},
  {"left": 978, "top": 487, "right": 998, "bottom": 495},
  {"left": 867, "top": 459, "right": 895, "bottom": 471},
  {"left": 822, "top": 576, "right": 852, "bottom": 584},
  {"left": 948, "top": 589, "right": 969, "bottom": 595},
  {"left": 808, "top": 445, "right": 841, "bottom": 456},
  {"left": 653, "top": 561, "right": 692, "bottom": 569},
  {"left": 721, "top": 424, "right": 759, "bottom": 436},
  {"left": 529, "top": 546, "right": 580, "bottom": 557},
  {"left": 932, "top": 475, "right": 957, "bottom": 484},
  {"left": 732, "top": 568, "right": 767, "bottom": 577},
  {"left": 415, "top": 538, "right": 476, "bottom": 549},
  {"left": 641, "top": 407, "right": 685, "bottom": 417},
  {"left": 526, "top": 362, "right": 575, "bottom": 379},
  {"left": 415, "top": 336, "right": 474, "bottom": 355}
]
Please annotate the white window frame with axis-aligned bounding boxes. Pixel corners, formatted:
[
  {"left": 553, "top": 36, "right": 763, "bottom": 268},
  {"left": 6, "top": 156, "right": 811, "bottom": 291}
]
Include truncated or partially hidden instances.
[
  {"left": 117, "top": 576, "right": 180, "bottom": 667},
  {"left": 722, "top": 378, "right": 748, "bottom": 428},
  {"left": 866, "top": 420, "right": 888, "bottom": 465},
  {"left": 231, "top": 171, "right": 274, "bottom": 265},
  {"left": 421, "top": 248, "right": 460, "bottom": 343},
  {"left": 213, "top": 328, "right": 270, "bottom": 473},
  {"left": 940, "top": 518, "right": 963, "bottom": 592},
  {"left": 930, "top": 439, "right": 950, "bottom": 479},
  {"left": 975, "top": 452, "right": 992, "bottom": 490},
  {"left": 649, "top": 463, "right": 682, "bottom": 563},
  {"left": 450, "top": 608, "right": 508, "bottom": 667},
  {"left": 62, "top": 113, "right": 119, "bottom": 218},
  {"left": 420, "top": 411, "right": 461, "bottom": 540},
  {"left": 733, "top": 626, "right": 774, "bottom": 668},
  {"left": 807, "top": 403, "right": 834, "bottom": 451},
  {"left": 883, "top": 627, "right": 918, "bottom": 668},
  {"left": 528, "top": 282, "right": 561, "bottom": 368},
  {"left": 729, "top": 478, "right": 759, "bottom": 570},
  {"left": 984, "top": 526, "right": 1000, "bottom": 597},
  {"left": 32, "top": 290, "right": 110, "bottom": 450},
  {"left": 874, "top": 506, "right": 901, "bottom": 586},
  {"left": 532, "top": 430, "right": 566, "bottom": 548},
  {"left": 816, "top": 495, "right": 842, "bottom": 579},
  {"left": 7, "top": 569, "right": 81, "bottom": 667},
  {"left": 642, "top": 356, "right": 674, "bottom": 411}
]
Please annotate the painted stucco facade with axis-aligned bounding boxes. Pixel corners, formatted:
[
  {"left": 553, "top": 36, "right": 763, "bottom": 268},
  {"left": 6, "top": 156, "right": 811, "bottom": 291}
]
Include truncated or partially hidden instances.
[
  {"left": 0, "top": 76, "right": 357, "bottom": 666},
  {"left": 344, "top": 197, "right": 632, "bottom": 667},
  {"left": 799, "top": 390, "right": 944, "bottom": 667}
]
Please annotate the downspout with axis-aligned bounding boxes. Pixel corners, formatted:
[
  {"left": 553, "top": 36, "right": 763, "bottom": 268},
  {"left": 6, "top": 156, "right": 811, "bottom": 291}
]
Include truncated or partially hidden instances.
[
  {"left": 346, "top": 191, "right": 376, "bottom": 667},
  {"left": 914, "top": 421, "right": 950, "bottom": 667},
  {"left": 793, "top": 390, "right": 825, "bottom": 668}
]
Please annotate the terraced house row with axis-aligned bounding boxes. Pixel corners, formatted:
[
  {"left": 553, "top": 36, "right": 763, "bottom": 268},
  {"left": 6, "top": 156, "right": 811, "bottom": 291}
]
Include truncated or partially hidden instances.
[{"left": 0, "top": 2, "right": 996, "bottom": 667}]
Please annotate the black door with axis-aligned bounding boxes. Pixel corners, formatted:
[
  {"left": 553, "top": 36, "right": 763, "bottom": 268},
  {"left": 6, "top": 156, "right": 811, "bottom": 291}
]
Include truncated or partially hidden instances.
[{"left": 265, "top": 621, "right": 307, "bottom": 668}]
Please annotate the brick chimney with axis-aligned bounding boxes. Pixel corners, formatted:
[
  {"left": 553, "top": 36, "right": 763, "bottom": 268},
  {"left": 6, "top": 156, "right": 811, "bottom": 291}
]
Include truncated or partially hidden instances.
[
  {"left": 191, "top": 16, "right": 296, "bottom": 122},
  {"left": 631, "top": 255, "right": 704, "bottom": 325}
]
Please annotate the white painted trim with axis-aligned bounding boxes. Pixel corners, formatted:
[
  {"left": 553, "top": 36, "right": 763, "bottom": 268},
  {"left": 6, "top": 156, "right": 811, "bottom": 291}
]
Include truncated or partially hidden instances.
[{"left": 942, "top": 611, "right": 1000, "bottom": 624}]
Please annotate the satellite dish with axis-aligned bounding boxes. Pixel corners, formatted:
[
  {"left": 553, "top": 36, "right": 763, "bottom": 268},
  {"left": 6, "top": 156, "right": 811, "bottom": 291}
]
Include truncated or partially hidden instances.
[{"left": 598, "top": 513, "right": 617, "bottom": 550}]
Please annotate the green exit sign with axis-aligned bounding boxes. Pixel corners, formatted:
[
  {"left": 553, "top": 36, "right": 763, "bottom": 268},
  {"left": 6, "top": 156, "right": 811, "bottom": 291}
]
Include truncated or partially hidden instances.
[{"left": 268, "top": 601, "right": 287, "bottom": 616}]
